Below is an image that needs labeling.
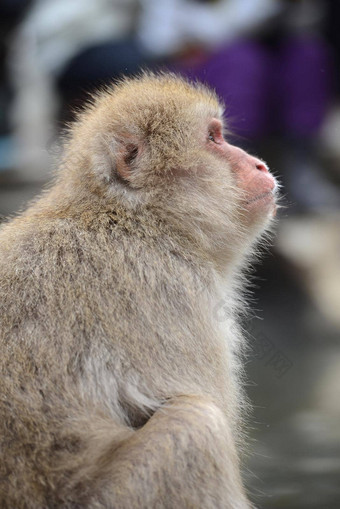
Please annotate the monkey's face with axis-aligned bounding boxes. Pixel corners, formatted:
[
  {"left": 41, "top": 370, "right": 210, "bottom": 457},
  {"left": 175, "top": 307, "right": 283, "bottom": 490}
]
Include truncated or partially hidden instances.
[
  {"left": 205, "top": 118, "right": 277, "bottom": 217},
  {"left": 82, "top": 74, "right": 277, "bottom": 264}
]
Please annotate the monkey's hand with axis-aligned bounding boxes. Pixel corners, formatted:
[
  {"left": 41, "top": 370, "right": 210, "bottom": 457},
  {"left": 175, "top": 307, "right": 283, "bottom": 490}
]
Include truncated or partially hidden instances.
[{"left": 105, "top": 395, "right": 252, "bottom": 509}]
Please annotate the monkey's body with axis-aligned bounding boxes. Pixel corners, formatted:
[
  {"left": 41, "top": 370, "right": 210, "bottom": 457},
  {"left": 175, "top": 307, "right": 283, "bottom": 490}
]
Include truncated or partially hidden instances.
[
  {"left": 0, "top": 74, "right": 276, "bottom": 508},
  {"left": 0, "top": 208, "right": 240, "bottom": 508}
]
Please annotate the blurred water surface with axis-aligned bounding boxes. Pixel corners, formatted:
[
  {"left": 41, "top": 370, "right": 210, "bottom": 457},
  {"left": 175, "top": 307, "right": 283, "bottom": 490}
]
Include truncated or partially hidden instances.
[{"left": 245, "top": 250, "right": 340, "bottom": 509}]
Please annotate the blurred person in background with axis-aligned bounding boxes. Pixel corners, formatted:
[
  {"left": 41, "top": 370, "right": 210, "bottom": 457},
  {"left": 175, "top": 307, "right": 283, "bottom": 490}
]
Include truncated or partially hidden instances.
[
  {"left": 6, "top": 0, "right": 340, "bottom": 214},
  {"left": 7, "top": 0, "right": 142, "bottom": 180}
]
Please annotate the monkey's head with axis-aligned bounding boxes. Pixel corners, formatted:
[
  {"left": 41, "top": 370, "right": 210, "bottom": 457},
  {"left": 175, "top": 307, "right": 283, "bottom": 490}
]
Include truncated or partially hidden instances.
[{"left": 65, "top": 73, "right": 277, "bottom": 268}]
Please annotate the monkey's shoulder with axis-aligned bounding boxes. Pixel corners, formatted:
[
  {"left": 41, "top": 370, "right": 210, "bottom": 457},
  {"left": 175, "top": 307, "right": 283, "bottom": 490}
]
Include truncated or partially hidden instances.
[{"left": 0, "top": 213, "right": 212, "bottom": 317}]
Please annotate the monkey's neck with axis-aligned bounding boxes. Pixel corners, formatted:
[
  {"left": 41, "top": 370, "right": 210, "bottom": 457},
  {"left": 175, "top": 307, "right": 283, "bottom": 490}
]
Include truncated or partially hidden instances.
[{"left": 24, "top": 184, "right": 251, "bottom": 281}]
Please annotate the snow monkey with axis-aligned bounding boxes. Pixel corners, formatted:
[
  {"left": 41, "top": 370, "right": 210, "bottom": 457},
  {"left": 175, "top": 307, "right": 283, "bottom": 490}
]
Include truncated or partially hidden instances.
[{"left": 0, "top": 73, "right": 277, "bottom": 508}]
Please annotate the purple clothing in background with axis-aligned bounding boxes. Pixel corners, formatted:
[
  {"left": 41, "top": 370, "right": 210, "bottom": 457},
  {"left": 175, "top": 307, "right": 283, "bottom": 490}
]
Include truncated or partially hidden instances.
[
  {"left": 179, "top": 36, "right": 333, "bottom": 140},
  {"left": 277, "top": 36, "right": 333, "bottom": 138}
]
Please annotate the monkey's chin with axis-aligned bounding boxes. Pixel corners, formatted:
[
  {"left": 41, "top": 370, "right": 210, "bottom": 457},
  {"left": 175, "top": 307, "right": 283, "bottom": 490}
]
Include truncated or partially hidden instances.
[{"left": 245, "top": 191, "right": 277, "bottom": 220}]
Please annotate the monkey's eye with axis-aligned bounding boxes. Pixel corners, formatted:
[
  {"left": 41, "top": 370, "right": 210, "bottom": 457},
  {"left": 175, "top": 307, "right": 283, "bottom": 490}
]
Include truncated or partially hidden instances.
[{"left": 208, "top": 119, "right": 225, "bottom": 145}]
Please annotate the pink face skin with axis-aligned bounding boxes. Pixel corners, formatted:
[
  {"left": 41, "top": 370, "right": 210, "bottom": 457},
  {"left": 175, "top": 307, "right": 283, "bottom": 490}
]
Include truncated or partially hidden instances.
[{"left": 207, "top": 119, "right": 277, "bottom": 214}]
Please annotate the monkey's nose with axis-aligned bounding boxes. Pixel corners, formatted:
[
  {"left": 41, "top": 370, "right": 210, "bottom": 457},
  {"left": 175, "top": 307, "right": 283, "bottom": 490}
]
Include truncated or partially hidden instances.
[{"left": 255, "top": 159, "right": 269, "bottom": 173}]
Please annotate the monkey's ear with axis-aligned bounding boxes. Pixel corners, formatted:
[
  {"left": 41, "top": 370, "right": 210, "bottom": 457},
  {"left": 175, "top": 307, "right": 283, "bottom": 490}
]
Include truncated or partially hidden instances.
[
  {"left": 116, "top": 143, "right": 139, "bottom": 181},
  {"left": 91, "top": 137, "right": 139, "bottom": 185}
]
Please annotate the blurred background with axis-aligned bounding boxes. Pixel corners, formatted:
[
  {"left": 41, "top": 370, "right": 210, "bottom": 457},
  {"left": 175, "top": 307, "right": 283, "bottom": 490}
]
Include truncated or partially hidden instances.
[{"left": 0, "top": 0, "right": 339, "bottom": 507}]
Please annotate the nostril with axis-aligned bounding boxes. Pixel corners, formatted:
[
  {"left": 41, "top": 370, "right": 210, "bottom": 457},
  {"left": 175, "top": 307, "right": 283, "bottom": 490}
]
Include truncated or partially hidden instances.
[{"left": 255, "top": 160, "right": 269, "bottom": 173}]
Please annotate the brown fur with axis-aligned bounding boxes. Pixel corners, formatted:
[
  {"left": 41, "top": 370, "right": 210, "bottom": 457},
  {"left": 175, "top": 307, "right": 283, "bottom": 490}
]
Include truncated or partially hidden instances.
[{"left": 0, "top": 73, "right": 276, "bottom": 508}]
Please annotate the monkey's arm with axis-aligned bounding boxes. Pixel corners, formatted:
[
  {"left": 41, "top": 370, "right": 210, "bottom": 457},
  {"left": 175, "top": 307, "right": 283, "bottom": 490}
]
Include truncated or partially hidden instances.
[{"left": 101, "top": 395, "right": 251, "bottom": 509}]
